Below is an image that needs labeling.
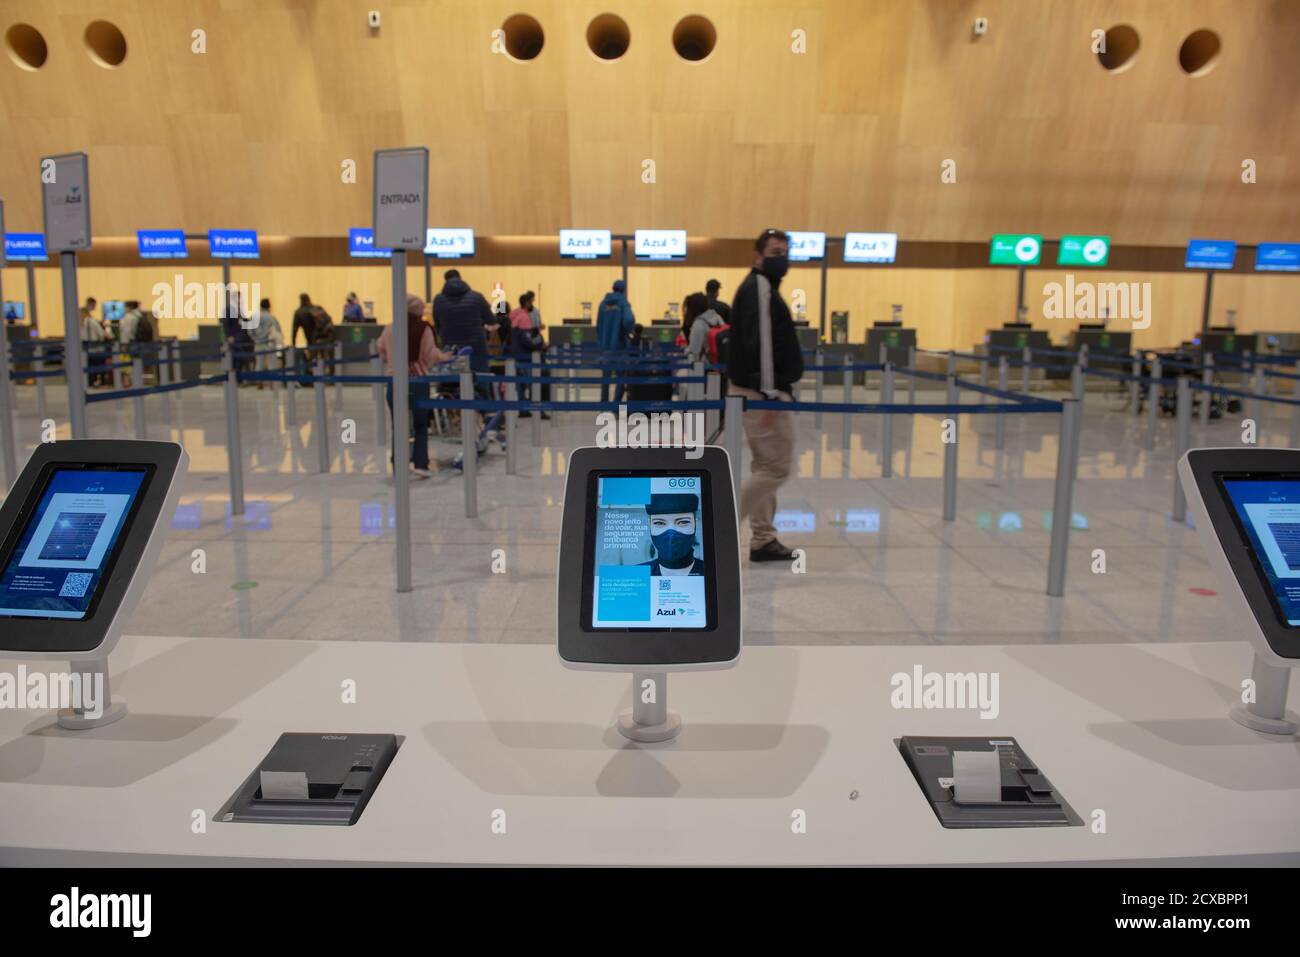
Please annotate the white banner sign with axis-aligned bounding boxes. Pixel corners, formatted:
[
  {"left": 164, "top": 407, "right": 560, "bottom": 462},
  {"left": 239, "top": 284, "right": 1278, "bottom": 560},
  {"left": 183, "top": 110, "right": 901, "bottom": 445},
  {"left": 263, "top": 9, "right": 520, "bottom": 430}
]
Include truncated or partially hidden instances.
[
  {"left": 372, "top": 148, "right": 428, "bottom": 250},
  {"left": 42, "top": 153, "right": 91, "bottom": 252}
]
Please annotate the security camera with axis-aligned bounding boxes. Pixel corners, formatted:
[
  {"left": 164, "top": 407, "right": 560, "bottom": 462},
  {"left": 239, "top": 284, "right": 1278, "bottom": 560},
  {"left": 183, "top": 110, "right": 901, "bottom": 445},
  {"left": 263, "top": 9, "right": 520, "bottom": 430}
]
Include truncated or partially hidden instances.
[
  {"left": 368, "top": 10, "right": 381, "bottom": 30},
  {"left": 973, "top": 17, "right": 988, "bottom": 37}
]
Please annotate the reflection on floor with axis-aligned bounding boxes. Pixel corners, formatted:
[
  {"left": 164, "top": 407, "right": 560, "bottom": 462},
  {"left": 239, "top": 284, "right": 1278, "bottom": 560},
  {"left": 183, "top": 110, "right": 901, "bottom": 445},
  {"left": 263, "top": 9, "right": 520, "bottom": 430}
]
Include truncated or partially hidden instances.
[{"left": 4, "top": 376, "right": 1279, "bottom": 646}]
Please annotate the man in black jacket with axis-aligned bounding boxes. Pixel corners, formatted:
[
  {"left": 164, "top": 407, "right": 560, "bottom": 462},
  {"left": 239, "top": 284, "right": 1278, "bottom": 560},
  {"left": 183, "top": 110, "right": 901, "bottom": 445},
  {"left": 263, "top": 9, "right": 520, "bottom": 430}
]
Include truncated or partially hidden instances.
[
  {"left": 727, "top": 228, "right": 803, "bottom": 563},
  {"left": 432, "top": 269, "right": 491, "bottom": 372},
  {"left": 705, "top": 278, "right": 732, "bottom": 323}
]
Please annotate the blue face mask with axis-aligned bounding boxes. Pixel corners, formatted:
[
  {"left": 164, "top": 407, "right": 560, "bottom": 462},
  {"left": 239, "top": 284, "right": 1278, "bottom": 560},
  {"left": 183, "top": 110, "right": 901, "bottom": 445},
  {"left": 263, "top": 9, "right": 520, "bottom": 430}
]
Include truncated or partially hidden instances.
[
  {"left": 762, "top": 255, "right": 790, "bottom": 280},
  {"left": 652, "top": 529, "right": 696, "bottom": 566}
]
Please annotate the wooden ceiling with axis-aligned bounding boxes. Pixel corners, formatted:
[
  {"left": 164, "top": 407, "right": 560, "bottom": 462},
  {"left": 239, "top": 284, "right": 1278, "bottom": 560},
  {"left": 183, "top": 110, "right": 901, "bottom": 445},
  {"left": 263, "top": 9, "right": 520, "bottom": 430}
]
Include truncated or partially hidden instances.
[{"left": 1, "top": 0, "right": 1297, "bottom": 243}]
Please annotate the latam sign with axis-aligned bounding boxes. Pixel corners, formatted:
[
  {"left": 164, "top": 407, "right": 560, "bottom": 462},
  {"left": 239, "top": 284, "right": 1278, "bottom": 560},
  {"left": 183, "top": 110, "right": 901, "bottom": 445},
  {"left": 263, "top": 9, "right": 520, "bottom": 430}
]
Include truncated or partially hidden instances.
[
  {"left": 136, "top": 230, "right": 188, "bottom": 259},
  {"left": 208, "top": 229, "right": 259, "bottom": 259},
  {"left": 349, "top": 227, "right": 392, "bottom": 259}
]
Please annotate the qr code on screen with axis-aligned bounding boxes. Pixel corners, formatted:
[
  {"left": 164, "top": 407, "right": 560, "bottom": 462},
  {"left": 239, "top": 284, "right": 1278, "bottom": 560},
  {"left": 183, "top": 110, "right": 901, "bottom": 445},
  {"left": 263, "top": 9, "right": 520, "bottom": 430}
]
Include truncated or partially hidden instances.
[{"left": 59, "top": 572, "right": 93, "bottom": 598}]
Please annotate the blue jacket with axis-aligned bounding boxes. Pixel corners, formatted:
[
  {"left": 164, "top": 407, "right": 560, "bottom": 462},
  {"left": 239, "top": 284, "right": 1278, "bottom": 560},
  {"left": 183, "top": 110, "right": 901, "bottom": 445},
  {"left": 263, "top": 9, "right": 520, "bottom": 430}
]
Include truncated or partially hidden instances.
[
  {"left": 432, "top": 278, "right": 491, "bottom": 371},
  {"left": 596, "top": 292, "right": 635, "bottom": 351}
]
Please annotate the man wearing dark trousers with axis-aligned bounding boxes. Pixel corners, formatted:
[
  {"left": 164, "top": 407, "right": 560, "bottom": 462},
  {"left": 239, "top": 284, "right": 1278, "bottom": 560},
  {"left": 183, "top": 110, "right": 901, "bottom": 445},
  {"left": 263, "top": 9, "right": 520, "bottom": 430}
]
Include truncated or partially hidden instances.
[{"left": 726, "top": 229, "right": 802, "bottom": 563}]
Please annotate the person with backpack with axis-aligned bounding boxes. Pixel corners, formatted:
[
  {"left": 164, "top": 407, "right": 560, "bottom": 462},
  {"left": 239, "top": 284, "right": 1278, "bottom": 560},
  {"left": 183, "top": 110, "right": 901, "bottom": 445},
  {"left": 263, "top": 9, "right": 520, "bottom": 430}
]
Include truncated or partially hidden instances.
[
  {"left": 705, "top": 278, "right": 732, "bottom": 324},
  {"left": 432, "top": 269, "right": 491, "bottom": 372},
  {"left": 684, "top": 292, "right": 726, "bottom": 364},
  {"left": 378, "top": 294, "right": 455, "bottom": 479},
  {"left": 728, "top": 228, "right": 803, "bottom": 564},
  {"left": 596, "top": 279, "right": 635, "bottom": 404}
]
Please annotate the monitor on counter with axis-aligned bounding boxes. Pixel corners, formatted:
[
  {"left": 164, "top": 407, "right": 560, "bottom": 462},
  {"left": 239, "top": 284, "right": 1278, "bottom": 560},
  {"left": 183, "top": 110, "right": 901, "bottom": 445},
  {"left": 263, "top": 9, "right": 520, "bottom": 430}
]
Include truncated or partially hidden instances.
[
  {"left": 560, "top": 229, "right": 612, "bottom": 259},
  {"left": 633, "top": 229, "right": 686, "bottom": 261}
]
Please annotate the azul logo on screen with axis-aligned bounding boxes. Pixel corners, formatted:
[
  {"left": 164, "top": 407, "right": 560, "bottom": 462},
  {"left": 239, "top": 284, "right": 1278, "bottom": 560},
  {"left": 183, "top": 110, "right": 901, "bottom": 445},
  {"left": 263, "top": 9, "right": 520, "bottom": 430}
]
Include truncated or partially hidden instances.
[
  {"left": 787, "top": 231, "right": 826, "bottom": 262},
  {"left": 844, "top": 232, "right": 897, "bottom": 263},
  {"left": 424, "top": 228, "right": 474, "bottom": 258},
  {"left": 560, "top": 229, "right": 611, "bottom": 258},
  {"left": 634, "top": 229, "right": 686, "bottom": 259}
]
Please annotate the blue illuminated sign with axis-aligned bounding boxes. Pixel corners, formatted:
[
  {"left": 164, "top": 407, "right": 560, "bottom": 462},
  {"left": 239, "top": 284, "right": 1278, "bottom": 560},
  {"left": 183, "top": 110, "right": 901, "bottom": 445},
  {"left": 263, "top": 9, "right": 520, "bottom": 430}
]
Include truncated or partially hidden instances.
[
  {"left": 349, "top": 227, "right": 392, "bottom": 258},
  {"left": 1185, "top": 239, "right": 1236, "bottom": 270},
  {"left": 1255, "top": 243, "right": 1300, "bottom": 273},
  {"left": 137, "top": 229, "right": 188, "bottom": 259},
  {"left": 208, "top": 229, "right": 260, "bottom": 259},
  {"left": 4, "top": 233, "right": 48, "bottom": 262}
]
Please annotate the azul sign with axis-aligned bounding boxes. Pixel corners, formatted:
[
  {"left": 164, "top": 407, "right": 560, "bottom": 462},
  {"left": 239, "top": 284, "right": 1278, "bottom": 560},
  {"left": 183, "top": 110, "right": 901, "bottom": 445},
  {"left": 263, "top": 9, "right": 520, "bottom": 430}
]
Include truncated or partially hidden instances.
[
  {"left": 843, "top": 232, "right": 898, "bottom": 264},
  {"left": 559, "top": 229, "right": 611, "bottom": 259},
  {"left": 424, "top": 227, "right": 474, "bottom": 258},
  {"left": 208, "top": 229, "right": 259, "bottom": 259},
  {"left": 634, "top": 229, "right": 687, "bottom": 260},
  {"left": 787, "top": 231, "right": 826, "bottom": 262},
  {"left": 136, "top": 230, "right": 187, "bottom": 259}
]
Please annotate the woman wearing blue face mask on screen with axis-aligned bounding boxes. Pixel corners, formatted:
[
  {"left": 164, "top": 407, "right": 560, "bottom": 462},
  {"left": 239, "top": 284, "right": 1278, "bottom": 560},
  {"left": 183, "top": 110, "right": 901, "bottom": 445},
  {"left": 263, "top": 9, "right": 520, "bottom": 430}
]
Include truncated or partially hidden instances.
[{"left": 638, "top": 493, "right": 706, "bottom": 576}]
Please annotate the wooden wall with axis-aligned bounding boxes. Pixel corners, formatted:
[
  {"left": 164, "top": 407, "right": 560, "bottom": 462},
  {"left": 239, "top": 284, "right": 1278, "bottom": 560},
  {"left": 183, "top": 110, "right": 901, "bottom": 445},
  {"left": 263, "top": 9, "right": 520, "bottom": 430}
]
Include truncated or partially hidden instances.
[{"left": 1, "top": 0, "right": 1298, "bottom": 243}]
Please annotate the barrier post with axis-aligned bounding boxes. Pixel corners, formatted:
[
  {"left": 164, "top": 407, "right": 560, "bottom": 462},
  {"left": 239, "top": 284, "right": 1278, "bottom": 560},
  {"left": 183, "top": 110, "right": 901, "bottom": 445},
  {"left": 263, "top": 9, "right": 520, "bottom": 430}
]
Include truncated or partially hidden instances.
[
  {"left": 1130, "top": 356, "right": 1142, "bottom": 414},
  {"left": 996, "top": 356, "right": 1008, "bottom": 451},
  {"left": 880, "top": 362, "right": 894, "bottom": 478},
  {"left": 1199, "top": 354, "right": 1214, "bottom": 427},
  {"left": 390, "top": 246, "right": 412, "bottom": 594},
  {"left": 692, "top": 360, "right": 705, "bottom": 401},
  {"left": 1071, "top": 362, "right": 1084, "bottom": 404},
  {"left": 946, "top": 351, "right": 957, "bottom": 379},
  {"left": 460, "top": 371, "right": 478, "bottom": 518},
  {"left": 314, "top": 355, "right": 329, "bottom": 473},
  {"left": 1146, "top": 356, "right": 1162, "bottom": 450},
  {"left": 0, "top": 333, "right": 16, "bottom": 489},
  {"left": 907, "top": 345, "right": 917, "bottom": 404},
  {"left": 1021, "top": 347, "right": 1031, "bottom": 395},
  {"left": 979, "top": 351, "right": 990, "bottom": 388},
  {"left": 222, "top": 339, "right": 245, "bottom": 516},
  {"left": 1173, "top": 377, "right": 1192, "bottom": 523},
  {"left": 724, "top": 394, "right": 744, "bottom": 513},
  {"left": 1046, "top": 398, "right": 1081, "bottom": 596},
  {"left": 505, "top": 358, "right": 518, "bottom": 476},
  {"left": 531, "top": 350, "right": 542, "bottom": 444},
  {"left": 34, "top": 343, "right": 47, "bottom": 425},
  {"left": 814, "top": 347, "right": 825, "bottom": 428},
  {"left": 59, "top": 251, "right": 88, "bottom": 438},
  {"left": 110, "top": 343, "right": 122, "bottom": 392},
  {"left": 132, "top": 352, "right": 146, "bottom": 440},
  {"left": 705, "top": 369, "right": 720, "bottom": 438},
  {"left": 333, "top": 340, "right": 344, "bottom": 411},
  {"left": 1252, "top": 363, "right": 1267, "bottom": 428},
  {"left": 285, "top": 346, "right": 298, "bottom": 425},
  {"left": 841, "top": 352, "right": 852, "bottom": 450},
  {"left": 370, "top": 339, "right": 386, "bottom": 448},
  {"left": 942, "top": 374, "right": 958, "bottom": 521},
  {"left": 1291, "top": 359, "right": 1300, "bottom": 449}
]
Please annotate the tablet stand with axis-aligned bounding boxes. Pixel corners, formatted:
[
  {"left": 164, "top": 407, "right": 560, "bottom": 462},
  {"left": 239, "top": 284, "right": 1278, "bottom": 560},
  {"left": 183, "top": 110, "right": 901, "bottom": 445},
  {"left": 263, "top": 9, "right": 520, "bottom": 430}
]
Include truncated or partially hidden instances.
[
  {"left": 57, "top": 656, "right": 127, "bottom": 730},
  {"left": 1231, "top": 652, "right": 1299, "bottom": 735},
  {"left": 617, "top": 671, "right": 681, "bottom": 743}
]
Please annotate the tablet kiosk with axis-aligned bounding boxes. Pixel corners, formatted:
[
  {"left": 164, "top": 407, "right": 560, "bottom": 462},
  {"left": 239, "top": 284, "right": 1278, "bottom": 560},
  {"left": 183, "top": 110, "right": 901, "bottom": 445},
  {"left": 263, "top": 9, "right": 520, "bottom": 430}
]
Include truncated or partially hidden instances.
[
  {"left": 0, "top": 440, "right": 188, "bottom": 729},
  {"left": 557, "top": 446, "right": 741, "bottom": 742},
  {"left": 1179, "top": 448, "right": 1300, "bottom": 734}
]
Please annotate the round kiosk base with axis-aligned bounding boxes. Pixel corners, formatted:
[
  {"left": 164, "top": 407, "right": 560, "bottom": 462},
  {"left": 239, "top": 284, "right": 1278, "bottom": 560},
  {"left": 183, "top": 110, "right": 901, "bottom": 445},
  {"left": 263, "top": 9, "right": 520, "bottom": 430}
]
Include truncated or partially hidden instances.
[
  {"left": 617, "top": 710, "right": 682, "bottom": 743},
  {"left": 58, "top": 700, "right": 128, "bottom": 731},
  {"left": 1231, "top": 705, "right": 1299, "bottom": 736}
]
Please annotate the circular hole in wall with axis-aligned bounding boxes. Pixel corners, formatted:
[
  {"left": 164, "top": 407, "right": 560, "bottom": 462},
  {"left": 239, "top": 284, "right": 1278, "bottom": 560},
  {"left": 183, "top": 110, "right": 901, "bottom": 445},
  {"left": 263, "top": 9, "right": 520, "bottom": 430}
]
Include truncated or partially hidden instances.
[
  {"left": 502, "top": 14, "right": 544, "bottom": 61},
  {"left": 1179, "top": 29, "right": 1221, "bottom": 76},
  {"left": 672, "top": 15, "right": 716, "bottom": 62},
  {"left": 1097, "top": 24, "right": 1140, "bottom": 72},
  {"left": 5, "top": 23, "right": 48, "bottom": 70},
  {"left": 587, "top": 13, "right": 630, "bottom": 60},
  {"left": 85, "top": 19, "right": 128, "bottom": 68}
]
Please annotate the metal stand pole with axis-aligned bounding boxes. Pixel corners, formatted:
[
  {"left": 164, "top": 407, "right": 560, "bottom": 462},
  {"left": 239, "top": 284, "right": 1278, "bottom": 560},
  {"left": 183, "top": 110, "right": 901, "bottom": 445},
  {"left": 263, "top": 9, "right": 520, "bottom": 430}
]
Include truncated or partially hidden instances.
[
  {"left": 314, "top": 356, "right": 329, "bottom": 473},
  {"left": 132, "top": 353, "right": 146, "bottom": 439},
  {"left": 531, "top": 350, "right": 542, "bottom": 444},
  {"left": 815, "top": 346, "right": 825, "bottom": 428},
  {"left": 618, "top": 671, "right": 681, "bottom": 743},
  {"left": 0, "top": 269, "right": 17, "bottom": 487},
  {"left": 370, "top": 340, "right": 387, "bottom": 448},
  {"left": 1021, "top": 346, "right": 1031, "bottom": 395},
  {"left": 1130, "top": 356, "right": 1142, "bottom": 415},
  {"left": 1172, "top": 377, "right": 1192, "bottom": 524},
  {"left": 996, "top": 356, "right": 1008, "bottom": 451},
  {"left": 1230, "top": 652, "right": 1299, "bottom": 735},
  {"left": 333, "top": 340, "right": 344, "bottom": 411},
  {"left": 705, "top": 369, "right": 720, "bottom": 439},
  {"left": 505, "top": 357, "right": 518, "bottom": 476},
  {"left": 56, "top": 656, "right": 127, "bottom": 731},
  {"left": 841, "top": 352, "right": 852, "bottom": 450},
  {"left": 34, "top": 343, "right": 47, "bottom": 426},
  {"left": 60, "top": 251, "right": 87, "bottom": 438},
  {"left": 725, "top": 394, "right": 744, "bottom": 513},
  {"left": 285, "top": 346, "right": 298, "bottom": 425},
  {"left": 1047, "top": 399, "right": 1082, "bottom": 596},
  {"left": 1200, "top": 355, "right": 1214, "bottom": 427},
  {"left": 942, "top": 374, "right": 958, "bottom": 521},
  {"left": 691, "top": 360, "right": 705, "bottom": 402},
  {"left": 979, "top": 352, "right": 989, "bottom": 388},
  {"left": 1146, "top": 357, "right": 1162, "bottom": 450},
  {"left": 460, "top": 371, "right": 478, "bottom": 518},
  {"left": 1071, "top": 363, "right": 1084, "bottom": 404},
  {"left": 222, "top": 339, "right": 244, "bottom": 516},
  {"left": 881, "top": 362, "right": 894, "bottom": 478},
  {"left": 1252, "top": 363, "right": 1267, "bottom": 430},
  {"left": 391, "top": 248, "right": 412, "bottom": 594},
  {"left": 908, "top": 345, "right": 917, "bottom": 404}
]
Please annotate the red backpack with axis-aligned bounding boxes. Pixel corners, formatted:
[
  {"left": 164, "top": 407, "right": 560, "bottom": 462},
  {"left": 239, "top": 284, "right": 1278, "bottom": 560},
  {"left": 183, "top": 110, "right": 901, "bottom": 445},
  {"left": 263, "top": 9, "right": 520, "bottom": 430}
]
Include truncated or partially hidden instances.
[{"left": 706, "top": 322, "right": 731, "bottom": 364}]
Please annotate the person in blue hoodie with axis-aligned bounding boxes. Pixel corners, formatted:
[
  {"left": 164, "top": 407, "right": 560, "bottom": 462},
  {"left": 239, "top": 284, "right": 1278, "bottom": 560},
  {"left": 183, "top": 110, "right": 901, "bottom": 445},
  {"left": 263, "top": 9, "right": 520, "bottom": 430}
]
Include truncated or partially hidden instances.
[
  {"left": 596, "top": 279, "right": 635, "bottom": 403},
  {"left": 432, "top": 269, "right": 491, "bottom": 373}
]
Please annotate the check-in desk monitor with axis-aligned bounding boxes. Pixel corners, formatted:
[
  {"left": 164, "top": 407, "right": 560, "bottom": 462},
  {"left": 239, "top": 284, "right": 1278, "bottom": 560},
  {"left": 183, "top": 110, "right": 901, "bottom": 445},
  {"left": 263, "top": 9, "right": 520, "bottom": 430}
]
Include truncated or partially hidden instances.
[
  {"left": 558, "top": 446, "right": 740, "bottom": 741},
  {"left": 0, "top": 440, "right": 188, "bottom": 729},
  {"left": 1179, "top": 448, "right": 1300, "bottom": 734}
]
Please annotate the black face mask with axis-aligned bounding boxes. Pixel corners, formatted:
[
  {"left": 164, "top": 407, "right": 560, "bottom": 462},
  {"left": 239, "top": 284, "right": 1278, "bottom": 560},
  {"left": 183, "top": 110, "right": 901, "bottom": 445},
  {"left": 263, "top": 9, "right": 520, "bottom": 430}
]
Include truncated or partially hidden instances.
[
  {"left": 762, "top": 255, "right": 790, "bottom": 280},
  {"left": 652, "top": 529, "right": 696, "bottom": 567}
]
